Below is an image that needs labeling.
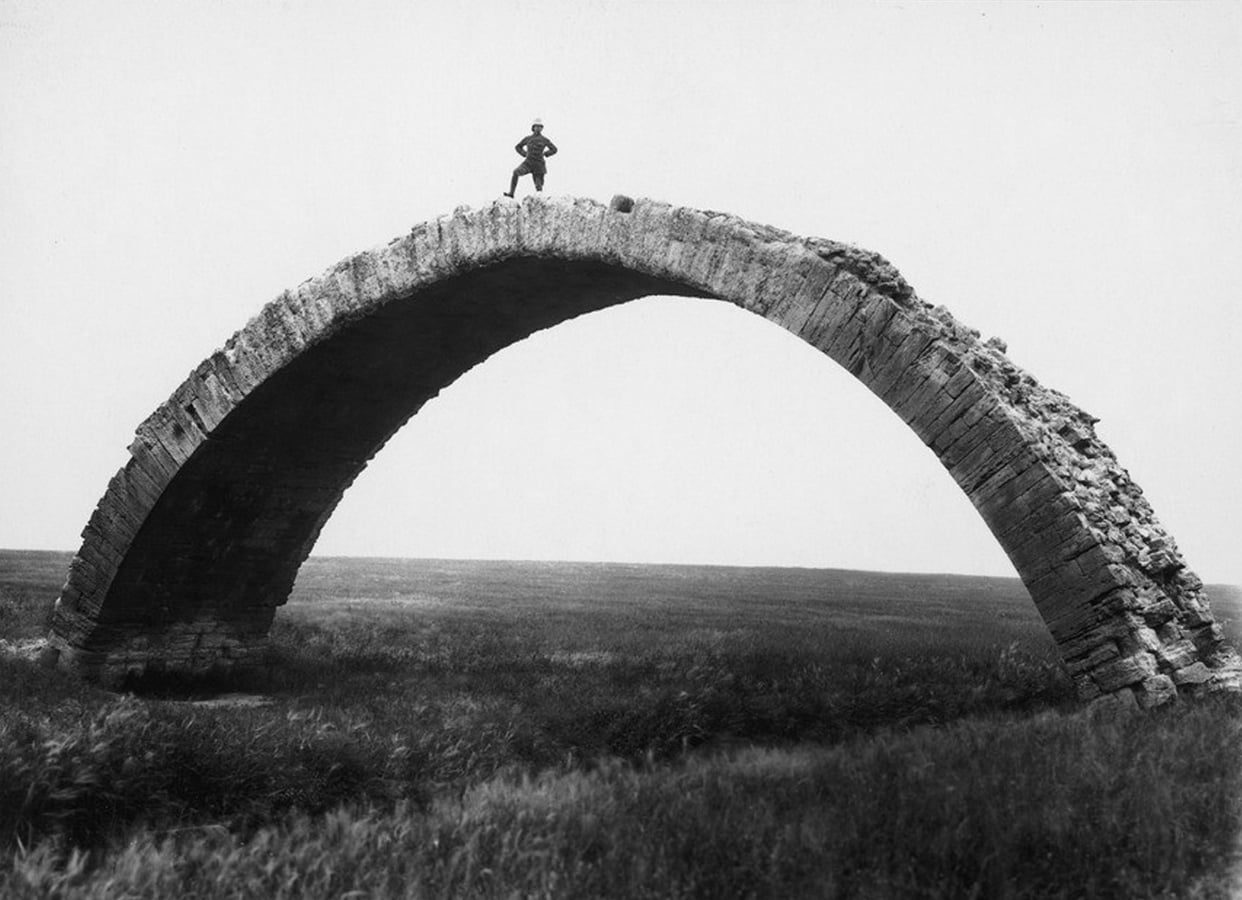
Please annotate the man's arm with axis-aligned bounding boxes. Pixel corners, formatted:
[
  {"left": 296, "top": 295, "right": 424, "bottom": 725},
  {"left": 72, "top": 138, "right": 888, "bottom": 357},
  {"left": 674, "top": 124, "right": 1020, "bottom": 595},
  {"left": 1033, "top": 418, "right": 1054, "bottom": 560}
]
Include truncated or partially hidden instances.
[
  {"left": 515, "top": 137, "right": 528, "bottom": 156},
  {"left": 544, "top": 139, "right": 557, "bottom": 157}
]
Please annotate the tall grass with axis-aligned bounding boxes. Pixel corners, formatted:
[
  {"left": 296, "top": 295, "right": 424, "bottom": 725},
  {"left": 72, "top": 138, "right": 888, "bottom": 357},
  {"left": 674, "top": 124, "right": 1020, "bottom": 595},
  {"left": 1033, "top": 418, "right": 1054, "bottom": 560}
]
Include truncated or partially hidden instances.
[
  {"left": 2, "top": 553, "right": 1240, "bottom": 897},
  {"left": 5, "top": 696, "right": 1239, "bottom": 899}
]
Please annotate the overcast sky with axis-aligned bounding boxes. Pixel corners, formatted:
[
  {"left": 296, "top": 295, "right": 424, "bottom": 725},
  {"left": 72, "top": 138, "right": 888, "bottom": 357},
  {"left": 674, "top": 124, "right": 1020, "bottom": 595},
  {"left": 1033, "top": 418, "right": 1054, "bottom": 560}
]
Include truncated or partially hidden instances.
[{"left": 1, "top": 1, "right": 1238, "bottom": 584}]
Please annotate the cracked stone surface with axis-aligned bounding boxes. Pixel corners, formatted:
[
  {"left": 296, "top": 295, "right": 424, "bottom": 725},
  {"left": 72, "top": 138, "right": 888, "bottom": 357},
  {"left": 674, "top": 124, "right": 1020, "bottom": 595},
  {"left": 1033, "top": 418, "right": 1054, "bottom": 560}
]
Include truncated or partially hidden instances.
[{"left": 44, "top": 195, "right": 1242, "bottom": 703}]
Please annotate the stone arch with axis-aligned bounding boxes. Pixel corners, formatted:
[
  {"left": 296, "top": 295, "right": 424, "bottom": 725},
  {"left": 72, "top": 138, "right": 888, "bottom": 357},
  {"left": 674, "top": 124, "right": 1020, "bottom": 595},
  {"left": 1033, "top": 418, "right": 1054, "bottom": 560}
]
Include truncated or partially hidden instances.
[{"left": 46, "top": 195, "right": 1240, "bottom": 704}]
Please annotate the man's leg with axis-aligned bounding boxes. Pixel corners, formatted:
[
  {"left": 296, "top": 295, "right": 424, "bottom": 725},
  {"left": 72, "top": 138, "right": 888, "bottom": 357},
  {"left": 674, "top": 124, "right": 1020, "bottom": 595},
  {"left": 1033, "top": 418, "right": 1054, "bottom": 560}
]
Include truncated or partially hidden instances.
[
  {"left": 533, "top": 170, "right": 545, "bottom": 192},
  {"left": 506, "top": 162, "right": 533, "bottom": 198}
]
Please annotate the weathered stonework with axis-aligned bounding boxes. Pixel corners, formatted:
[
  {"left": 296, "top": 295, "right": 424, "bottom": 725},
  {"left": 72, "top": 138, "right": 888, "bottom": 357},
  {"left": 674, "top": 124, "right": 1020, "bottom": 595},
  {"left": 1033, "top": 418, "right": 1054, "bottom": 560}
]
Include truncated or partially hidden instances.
[{"left": 45, "top": 195, "right": 1242, "bottom": 703}]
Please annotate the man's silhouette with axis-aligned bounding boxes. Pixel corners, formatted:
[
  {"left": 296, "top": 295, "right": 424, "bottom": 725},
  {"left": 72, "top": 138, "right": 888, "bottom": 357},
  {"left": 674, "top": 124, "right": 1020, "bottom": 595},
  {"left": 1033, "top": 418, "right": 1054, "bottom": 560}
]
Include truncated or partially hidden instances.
[{"left": 504, "top": 118, "right": 557, "bottom": 197}]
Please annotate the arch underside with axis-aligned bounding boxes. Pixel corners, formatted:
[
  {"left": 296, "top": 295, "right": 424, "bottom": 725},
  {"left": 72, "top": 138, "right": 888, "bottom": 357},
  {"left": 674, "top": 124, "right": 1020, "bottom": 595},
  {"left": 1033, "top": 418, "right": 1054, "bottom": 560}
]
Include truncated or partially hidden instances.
[
  {"left": 58, "top": 259, "right": 702, "bottom": 671},
  {"left": 47, "top": 196, "right": 1240, "bottom": 705}
]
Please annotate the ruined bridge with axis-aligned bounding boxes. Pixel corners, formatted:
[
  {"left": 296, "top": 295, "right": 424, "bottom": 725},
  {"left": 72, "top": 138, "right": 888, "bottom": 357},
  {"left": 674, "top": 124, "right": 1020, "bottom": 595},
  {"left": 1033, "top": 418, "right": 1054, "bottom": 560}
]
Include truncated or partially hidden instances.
[{"left": 47, "top": 195, "right": 1241, "bottom": 705}]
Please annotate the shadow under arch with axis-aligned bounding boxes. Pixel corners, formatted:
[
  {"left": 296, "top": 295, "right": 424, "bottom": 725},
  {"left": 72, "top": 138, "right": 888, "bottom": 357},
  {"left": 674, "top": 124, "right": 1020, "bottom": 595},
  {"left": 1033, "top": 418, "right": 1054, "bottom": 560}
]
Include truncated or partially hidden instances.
[{"left": 47, "top": 196, "right": 1240, "bottom": 705}]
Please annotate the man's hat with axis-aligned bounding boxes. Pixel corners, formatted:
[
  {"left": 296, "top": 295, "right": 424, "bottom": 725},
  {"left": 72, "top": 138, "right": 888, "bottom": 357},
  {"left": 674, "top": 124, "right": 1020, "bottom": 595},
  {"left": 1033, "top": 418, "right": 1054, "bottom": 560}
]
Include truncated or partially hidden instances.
[{"left": 532, "top": 117, "right": 544, "bottom": 127}]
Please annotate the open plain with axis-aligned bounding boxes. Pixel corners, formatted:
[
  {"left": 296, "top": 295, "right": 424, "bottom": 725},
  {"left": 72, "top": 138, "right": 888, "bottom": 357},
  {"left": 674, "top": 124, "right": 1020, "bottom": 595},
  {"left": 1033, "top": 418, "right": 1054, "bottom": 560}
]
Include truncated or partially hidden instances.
[{"left": 2, "top": 549, "right": 1241, "bottom": 898}]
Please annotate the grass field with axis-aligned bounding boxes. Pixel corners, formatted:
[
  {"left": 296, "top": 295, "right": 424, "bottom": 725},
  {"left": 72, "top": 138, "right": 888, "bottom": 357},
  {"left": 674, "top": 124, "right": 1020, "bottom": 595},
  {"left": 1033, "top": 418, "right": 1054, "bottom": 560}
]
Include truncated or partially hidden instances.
[{"left": 2, "top": 550, "right": 1241, "bottom": 898}]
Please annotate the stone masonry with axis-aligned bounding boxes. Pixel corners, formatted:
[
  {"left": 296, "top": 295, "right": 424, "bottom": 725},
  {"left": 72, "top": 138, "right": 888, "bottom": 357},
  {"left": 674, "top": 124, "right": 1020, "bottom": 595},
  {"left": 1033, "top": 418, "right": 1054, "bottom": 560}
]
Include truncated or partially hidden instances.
[{"left": 45, "top": 195, "right": 1242, "bottom": 704}]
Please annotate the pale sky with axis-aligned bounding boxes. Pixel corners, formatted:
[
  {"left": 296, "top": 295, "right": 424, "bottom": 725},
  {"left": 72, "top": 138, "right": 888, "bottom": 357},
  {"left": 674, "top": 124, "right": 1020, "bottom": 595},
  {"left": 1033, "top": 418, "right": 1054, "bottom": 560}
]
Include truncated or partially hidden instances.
[{"left": 1, "top": 1, "right": 1238, "bottom": 583}]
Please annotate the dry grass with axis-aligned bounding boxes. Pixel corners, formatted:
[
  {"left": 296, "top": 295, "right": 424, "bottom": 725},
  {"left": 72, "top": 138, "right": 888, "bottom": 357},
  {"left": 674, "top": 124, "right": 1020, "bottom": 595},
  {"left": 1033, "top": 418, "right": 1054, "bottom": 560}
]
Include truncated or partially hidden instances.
[{"left": 1, "top": 552, "right": 1240, "bottom": 898}]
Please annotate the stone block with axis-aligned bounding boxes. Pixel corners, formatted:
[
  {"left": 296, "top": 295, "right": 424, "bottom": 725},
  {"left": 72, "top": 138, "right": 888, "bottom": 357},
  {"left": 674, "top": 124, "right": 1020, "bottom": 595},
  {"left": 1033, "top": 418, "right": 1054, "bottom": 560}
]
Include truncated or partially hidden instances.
[
  {"left": 84, "top": 504, "right": 136, "bottom": 556},
  {"left": 745, "top": 241, "right": 807, "bottom": 314},
  {"left": 702, "top": 238, "right": 759, "bottom": 305},
  {"left": 867, "top": 327, "right": 935, "bottom": 403},
  {"left": 101, "top": 474, "right": 148, "bottom": 530},
  {"left": 181, "top": 372, "right": 236, "bottom": 434},
  {"left": 403, "top": 220, "right": 450, "bottom": 282},
  {"left": 863, "top": 306, "right": 916, "bottom": 370},
  {"left": 446, "top": 206, "right": 492, "bottom": 266},
  {"left": 1170, "top": 661, "right": 1213, "bottom": 686},
  {"left": 1056, "top": 608, "right": 1141, "bottom": 657},
  {"left": 769, "top": 259, "right": 835, "bottom": 335},
  {"left": 220, "top": 333, "right": 272, "bottom": 396},
  {"left": 64, "top": 555, "right": 113, "bottom": 611},
  {"left": 910, "top": 377, "right": 982, "bottom": 449},
  {"left": 1128, "top": 624, "right": 1164, "bottom": 653},
  {"left": 891, "top": 367, "right": 956, "bottom": 431},
  {"left": 1093, "top": 651, "right": 1157, "bottom": 693},
  {"left": 999, "top": 530, "right": 1058, "bottom": 579},
  {"left": 803, "top": 274, "right": 867, "bottom": 352},
  {"left": 1136, "top": 675, "right": 1177, "bottom": 708},
  {"left": 926, "top": 381, "right": 989, "bottom": 453},
  {"left": 478, "top": 201, "right": 523, "bottom": 261},
  {"left": 855, "top": 294, "right": 901, "bottom": 353},
  {"left": 1153, "top": 639, "right": 1198, "bottom": 670},
  {"left": 940, "top": 409, "right": 1006, "bottom": 470},
  {"left": 1065, "top": 640, "right": 1120, "bottom": 674}
]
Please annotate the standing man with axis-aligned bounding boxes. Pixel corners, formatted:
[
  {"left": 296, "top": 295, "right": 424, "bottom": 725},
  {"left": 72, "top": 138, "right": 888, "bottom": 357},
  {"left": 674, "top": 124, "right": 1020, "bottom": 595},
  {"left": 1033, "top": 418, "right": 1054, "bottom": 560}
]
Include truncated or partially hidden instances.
[{"left": 504, "top": 118, "right": 557, "bottom": 197}]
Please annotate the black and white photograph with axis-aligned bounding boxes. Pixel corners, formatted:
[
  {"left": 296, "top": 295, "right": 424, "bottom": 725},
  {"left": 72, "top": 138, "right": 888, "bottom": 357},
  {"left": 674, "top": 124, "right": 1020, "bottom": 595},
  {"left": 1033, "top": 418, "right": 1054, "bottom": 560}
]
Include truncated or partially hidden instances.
[{"left": 1, "top": 1, "right": 1240, "bottom": 896}]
